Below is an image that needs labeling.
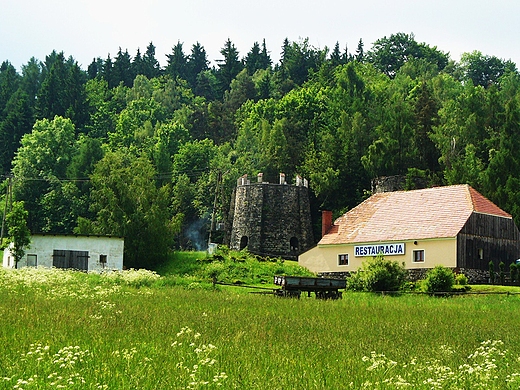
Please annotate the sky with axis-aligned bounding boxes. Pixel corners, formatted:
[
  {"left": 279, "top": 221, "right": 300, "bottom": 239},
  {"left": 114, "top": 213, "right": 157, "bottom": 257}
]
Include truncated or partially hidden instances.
[{"left": 1, "top": 0, "right": 519, "bottom": 72}]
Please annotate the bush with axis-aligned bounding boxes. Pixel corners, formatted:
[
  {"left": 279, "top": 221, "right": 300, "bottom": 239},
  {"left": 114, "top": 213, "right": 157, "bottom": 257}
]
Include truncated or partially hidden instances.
[
  {"left": 346, "top": 271, "right": 365, "bottom": 291},
  {"left": 489, "top": 261, "right": 495, "bottom": 284},
  {"left": 499, "top": 261, "right": 506, "bottom": 284},
  {"left": 347, "top": 255, "right": 406, "bottom": 292},
  {"left": 423, "top": 265, "right": 455, "bottom": 294},
  {"left": 510, "top": 263, "right": 518, "bottom": 283},
  {"left": 454, "top": 273, "right": 468, "bottom": 286}
]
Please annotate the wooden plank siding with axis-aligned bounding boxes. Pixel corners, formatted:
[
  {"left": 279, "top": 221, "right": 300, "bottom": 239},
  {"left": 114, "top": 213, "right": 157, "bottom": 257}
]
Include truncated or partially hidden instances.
[
  {"left": 52, "top": 250, "right": 89, "bottom": 271},
  {"left": 457, "top": 213, "right": 520, "bottom": 270}
]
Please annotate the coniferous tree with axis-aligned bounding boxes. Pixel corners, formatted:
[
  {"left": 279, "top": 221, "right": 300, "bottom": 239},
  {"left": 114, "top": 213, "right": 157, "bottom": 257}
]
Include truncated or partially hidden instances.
[
  {"left": 330, "top": 42, "right": 342, "bottom": 67},
  {"left": 187, "top": 42, "right": 209, "bottom": 89},
  {"left": 356, "top": 38, "right": 364, "bottom": 62},
  {"left": 113, "top": 48, "right": 133, "bottom": 87},
  {"left": 0, "top": 89, "right": 34, "bottom": 174},
  {"left": 103, "top": 54, "right": 115, "bottom": 88},
  {"left": 87, "top": 57, "right": 103, "bottom": 79},
  {"left": 37, "top": 52, "right": 68, "bottom": 119},
  {"left": 244, "top": 39, "right": 271, "bottom": 75},
  {"left": 259, "top": 39, "right": 272, "bottom": 69},
  {"left": 342, "top": 44, "right": 352, "bottom": 64},
  {"left": 165, "top": 41, "right": 188, "bottom": 81},
  {"left": 245, "top": 42, "right": 262, "bottom": 75},
  {"left": 216, "top": 39, "right": 243, "bottom": 94},
  {"left": 20, "top": 57, "right": 41, "bottom": 105},
  {"left": 0, "top": 61, "right": 21, "bottom": 121},
  {"left": 132, "top": 48, "right": 145, "bottom": 77},
  {"left": 143, "top": 42, "right": 161, "bottom": 78}
]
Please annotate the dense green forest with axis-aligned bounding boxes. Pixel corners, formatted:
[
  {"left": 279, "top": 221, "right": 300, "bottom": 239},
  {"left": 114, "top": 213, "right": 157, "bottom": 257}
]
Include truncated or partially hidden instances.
[{"left": 1, "top": 33, "right": 519, "bottom": 268}]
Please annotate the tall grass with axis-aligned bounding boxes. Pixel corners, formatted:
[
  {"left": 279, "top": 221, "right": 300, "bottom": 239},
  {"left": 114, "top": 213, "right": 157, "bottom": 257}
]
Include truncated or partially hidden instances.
[{"left": 2, "top": 267, "right": 520, "bottom": 388}]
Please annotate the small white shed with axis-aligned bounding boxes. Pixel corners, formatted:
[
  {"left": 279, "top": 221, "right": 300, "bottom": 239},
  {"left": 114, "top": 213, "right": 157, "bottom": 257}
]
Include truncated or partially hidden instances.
[{"left": 2, "top": 234, "right": 124, "bottom": 271}]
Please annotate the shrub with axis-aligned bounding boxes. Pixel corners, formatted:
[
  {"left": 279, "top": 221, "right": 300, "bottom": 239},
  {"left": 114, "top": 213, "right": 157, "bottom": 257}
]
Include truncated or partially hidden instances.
[
  {"left": 423, "top": 265, "right": 455, "bottom": 294},
  {"left": 455, "top": 273, "right": 468, "bottom": 286},
  {"left": 489, "top": 261, "right": 495, "bottom": 284},
  {"left": 499, "top": 261, "right": 506, "bottom": 284},
  {"left": 510, "top": 262, "right": 518, "bottom": 283},
  {"left": 346, "top": 271, "right": 365, "bottom": 291},
  {"left": 351, "top": 255, "right": 407, "bottom": 292}
]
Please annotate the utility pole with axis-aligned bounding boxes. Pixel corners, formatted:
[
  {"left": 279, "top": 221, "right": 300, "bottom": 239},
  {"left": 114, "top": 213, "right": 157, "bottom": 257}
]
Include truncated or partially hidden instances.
[
  {"left": 0, "top": 175, "right": 12, "bottom": 242},
  {"left": 208, "top": 170, "right": 222, "bottom": 248}
]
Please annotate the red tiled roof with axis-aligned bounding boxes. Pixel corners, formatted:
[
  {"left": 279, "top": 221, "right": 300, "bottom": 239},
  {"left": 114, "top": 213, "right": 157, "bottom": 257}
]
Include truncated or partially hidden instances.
[
  {"left": 468, "top": 186, "right": 511, "bottom": 218},
  {"left": 319, "top": 184, "right": 512, "bottom": 245}
]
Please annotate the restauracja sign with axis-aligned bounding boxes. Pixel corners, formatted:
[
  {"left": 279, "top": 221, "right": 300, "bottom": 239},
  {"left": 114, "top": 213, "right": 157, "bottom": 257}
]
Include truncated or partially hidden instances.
[{"left": 354, "top": 243, "right": 405, "bottom": 257}]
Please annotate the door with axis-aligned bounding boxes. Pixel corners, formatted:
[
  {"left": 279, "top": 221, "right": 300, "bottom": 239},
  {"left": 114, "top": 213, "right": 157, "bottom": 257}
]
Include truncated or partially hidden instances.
[{"left": 53, "top": 250, "right": 89, "bottom": 271}]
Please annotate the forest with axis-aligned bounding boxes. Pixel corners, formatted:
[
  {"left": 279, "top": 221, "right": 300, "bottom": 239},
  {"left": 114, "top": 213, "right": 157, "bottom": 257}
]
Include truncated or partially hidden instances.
[{"left": 0, "top": 33, "right": 519, "bottom": 269}]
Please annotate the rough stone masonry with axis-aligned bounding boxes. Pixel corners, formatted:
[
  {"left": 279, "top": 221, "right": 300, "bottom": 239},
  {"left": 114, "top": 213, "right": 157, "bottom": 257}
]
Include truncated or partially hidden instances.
[{"left": 229, "top": 173, "right": 314, "bottom": 260}]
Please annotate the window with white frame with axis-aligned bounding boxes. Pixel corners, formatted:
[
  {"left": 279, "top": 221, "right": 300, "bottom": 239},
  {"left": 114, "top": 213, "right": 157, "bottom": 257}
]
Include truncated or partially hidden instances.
[
  {"left": 413, "top": 249, "right": 425, "bottom": 263},
  {"left": 338, "top": 254, "right": 349, "bottom": 266}
]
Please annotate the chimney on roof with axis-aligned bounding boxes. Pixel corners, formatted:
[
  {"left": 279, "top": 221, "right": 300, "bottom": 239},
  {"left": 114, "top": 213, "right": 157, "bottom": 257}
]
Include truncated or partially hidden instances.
[
  {"left": 279, "top": 173, "right": 286, "bottom": 185},
  {"left": 321, "top": 210, "right": 333, "bottom": 237},
  {"left": 257, "top": 172, "right": 263, "bottom": 183}
]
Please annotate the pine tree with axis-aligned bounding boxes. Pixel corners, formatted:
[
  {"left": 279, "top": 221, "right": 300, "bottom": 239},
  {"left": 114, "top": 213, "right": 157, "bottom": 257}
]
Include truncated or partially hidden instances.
[
  {"left": 132, "top": 48, "right": 145, "bottom": 77},
  {"left": 165, "top": 41, "right": 188, "bottom": 80},
  {"left": 143, "top": 42, "right": 161, "bottom": 78},
  {"left": 113, "top": 48, "right": 133, "bottom": 87},
  {"left": 356, "top": 38, "right": 364, "bottom": 62},
  {"left": 216, "top": 39, "right": 243, "bottom": 93}
]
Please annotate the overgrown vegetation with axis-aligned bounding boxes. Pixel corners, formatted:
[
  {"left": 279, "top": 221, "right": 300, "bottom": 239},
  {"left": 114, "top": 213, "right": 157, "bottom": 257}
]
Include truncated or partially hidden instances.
[{"left": 155, "top": 247, "right": 314, "bottom": 287}]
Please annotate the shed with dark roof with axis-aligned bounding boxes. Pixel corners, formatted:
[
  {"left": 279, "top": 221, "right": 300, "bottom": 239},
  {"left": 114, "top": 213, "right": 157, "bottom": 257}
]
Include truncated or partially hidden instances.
[{"left": 299, "top": 185, "right": 520, "bottom": 279}]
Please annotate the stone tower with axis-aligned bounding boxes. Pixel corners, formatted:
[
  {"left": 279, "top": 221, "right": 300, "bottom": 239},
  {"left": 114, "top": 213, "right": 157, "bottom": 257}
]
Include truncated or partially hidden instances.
[{"left": 229, "top": 173, "right": 314, "bottom": 260}]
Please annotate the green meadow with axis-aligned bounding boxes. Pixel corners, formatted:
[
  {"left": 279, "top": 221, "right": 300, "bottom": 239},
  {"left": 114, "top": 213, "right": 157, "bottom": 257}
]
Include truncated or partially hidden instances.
[{"left": 2, "top": 255, "right": 520, "bottom": 389}]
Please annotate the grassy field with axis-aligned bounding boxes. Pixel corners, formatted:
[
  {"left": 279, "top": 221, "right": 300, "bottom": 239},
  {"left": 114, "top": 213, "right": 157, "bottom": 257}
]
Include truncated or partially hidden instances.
[{"left": 2, "top": 255, "right": 520, "bottom": 389}]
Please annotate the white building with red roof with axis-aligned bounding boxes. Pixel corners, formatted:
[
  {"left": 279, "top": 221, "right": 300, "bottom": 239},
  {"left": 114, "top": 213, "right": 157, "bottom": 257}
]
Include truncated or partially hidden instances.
[{"left": 299, "top": 185, "right": 520, "bottom": 280}]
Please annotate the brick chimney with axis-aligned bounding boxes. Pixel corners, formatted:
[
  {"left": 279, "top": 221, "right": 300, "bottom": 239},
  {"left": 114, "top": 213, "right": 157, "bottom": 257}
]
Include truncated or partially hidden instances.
[{"left": 321, "top": 210, "right": 333, "bottom": 237}]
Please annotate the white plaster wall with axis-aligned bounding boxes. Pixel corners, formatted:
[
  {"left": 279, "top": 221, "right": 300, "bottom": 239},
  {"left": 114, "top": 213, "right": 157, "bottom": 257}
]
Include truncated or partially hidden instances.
[{"left": 2, "top": 235, "right": 124, "bottom": 271}]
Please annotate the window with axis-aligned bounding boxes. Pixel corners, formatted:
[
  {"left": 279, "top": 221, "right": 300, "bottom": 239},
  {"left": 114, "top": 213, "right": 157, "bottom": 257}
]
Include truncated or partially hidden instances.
[
  {"left": 338, "top": 254, "right": 349, "bottom": 266},
  {"left": 27, "top": 254, "right": 37, "bottom": 267},
  {"left": 239, "top": 236, "right": 248, "bottom": 250},
  {"left": 478, "top": 248, "right": 484, "bottom": 260},
  {"left": 99, "top": 254, "right": 107, "bottom": 268},
  {"left": 290, "top": 237, "right": 299, "bottom": 252},
  {"left": 413, "top": 250, "right": 425, "bottom": 263}
]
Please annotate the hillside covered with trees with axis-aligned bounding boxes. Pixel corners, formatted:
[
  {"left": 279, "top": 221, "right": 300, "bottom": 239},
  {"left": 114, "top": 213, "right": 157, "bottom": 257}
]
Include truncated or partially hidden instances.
[{"left": 1, "top": 33, "right": 519, "bottom": 268}]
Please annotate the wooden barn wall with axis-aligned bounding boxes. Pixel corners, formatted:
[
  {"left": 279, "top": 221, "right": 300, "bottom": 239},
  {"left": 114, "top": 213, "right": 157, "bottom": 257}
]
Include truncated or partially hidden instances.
[{"left": 457, "top": 213, "right": 520, "bottom": 270}]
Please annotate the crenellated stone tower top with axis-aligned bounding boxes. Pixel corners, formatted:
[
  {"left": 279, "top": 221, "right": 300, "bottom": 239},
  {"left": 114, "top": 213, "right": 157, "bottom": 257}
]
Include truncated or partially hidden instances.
[{"left": 229, "top": 173, "right": 314, "bottom": 260}]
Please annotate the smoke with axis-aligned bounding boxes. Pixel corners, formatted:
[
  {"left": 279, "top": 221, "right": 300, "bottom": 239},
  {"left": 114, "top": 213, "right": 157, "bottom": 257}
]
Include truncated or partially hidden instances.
[{"left": 184, "top": 216, "right": 210, "bottom": 251}]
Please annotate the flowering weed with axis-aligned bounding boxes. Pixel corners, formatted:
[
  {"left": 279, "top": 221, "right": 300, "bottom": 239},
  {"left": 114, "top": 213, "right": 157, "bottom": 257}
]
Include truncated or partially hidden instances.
[{"left": 356, "top": 340, "right": 520, "bottom": 389}]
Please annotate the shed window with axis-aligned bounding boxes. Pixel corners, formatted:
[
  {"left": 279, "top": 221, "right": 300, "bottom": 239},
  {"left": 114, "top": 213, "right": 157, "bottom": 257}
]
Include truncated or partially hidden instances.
[
  {"left": 99, "top": 254, "right": 107, "bottom": 268},
  {"left": 478, "top": 248, "right": 484, "bottom": 260},
  {"left": 338, "top": 254, "right": 349, "bottom": 266},
  {"left": 27, "top": 254, "right": 37, "bottom": 267},
  {"left": 413, "top": 250, "right": 425, "bottom": 263}
]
